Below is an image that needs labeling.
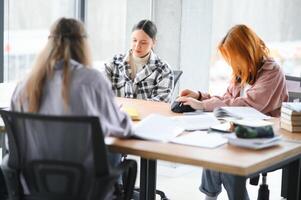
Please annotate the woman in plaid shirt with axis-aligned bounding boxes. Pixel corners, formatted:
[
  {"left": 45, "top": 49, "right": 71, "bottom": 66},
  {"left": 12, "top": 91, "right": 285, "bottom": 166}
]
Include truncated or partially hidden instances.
[{"left": 105, "top": 19, "right": 174, "bottom": 102}]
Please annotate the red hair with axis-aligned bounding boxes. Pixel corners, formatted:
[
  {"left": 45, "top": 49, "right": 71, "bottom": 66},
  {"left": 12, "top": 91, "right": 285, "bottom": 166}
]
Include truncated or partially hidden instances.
[{"left": 218, "top": 24, "right": 269, "bottom": 85}]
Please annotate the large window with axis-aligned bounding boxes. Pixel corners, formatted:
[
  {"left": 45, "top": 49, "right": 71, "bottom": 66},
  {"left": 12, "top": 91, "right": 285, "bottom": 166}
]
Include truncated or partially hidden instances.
[
  {"left": 208, "top": 0, "right": 301, "bottom": 95},
  {"left": 3, "top": 0, "right": 76, "bottom": 82},
  {"left": 3, "top": 0, "right": 301, "bottom": 93},
  {"left": 86, "top": 0, "right": 127, "bottom": 71}
]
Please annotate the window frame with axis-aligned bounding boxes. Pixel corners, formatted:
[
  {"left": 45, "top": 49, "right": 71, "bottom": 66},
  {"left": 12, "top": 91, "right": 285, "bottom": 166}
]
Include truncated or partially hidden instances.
[{"left": 0, "top": 0, "right": 86, "bottom": 83}]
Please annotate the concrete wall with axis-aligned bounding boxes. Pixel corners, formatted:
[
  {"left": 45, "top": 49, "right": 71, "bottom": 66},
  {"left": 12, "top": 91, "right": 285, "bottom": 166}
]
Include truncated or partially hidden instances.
[{"left": 152, "top": 0, "right": 213, "bottom": 92}]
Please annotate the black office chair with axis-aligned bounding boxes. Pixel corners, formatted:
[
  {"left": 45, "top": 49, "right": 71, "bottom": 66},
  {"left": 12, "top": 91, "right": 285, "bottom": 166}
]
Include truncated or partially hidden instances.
[
  {"left": 250, "top": 75, "right": 301, "bottom": 200},
  {"left": 0, "top": 109, "right": 137, "bottom": 200},
  {"left": 173, "top": 70, "right": 183, "bottom": 88}
]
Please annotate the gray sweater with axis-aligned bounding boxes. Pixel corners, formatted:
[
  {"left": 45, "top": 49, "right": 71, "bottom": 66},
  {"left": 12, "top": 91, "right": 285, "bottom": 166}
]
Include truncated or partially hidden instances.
[{"left": 11, "top": 59, "right": 133, "bottom": 138}]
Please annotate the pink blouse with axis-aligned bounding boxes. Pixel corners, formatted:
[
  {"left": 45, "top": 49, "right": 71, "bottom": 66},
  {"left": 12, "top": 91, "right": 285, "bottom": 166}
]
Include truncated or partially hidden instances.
[{"left": 201, "top": 59, "right": 288, "bottom": 117}]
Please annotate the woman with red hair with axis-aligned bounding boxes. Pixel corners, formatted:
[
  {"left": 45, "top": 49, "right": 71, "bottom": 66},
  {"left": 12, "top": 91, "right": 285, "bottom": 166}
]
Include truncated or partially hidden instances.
[{"left": 178, "top": 25, "right": 288, "bottom": 200}]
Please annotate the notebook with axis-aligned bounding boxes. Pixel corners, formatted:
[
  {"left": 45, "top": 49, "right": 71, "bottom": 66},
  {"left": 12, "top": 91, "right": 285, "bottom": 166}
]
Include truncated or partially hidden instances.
[{"left": 213, "top": 106, "right": 270, "bottom": 120}]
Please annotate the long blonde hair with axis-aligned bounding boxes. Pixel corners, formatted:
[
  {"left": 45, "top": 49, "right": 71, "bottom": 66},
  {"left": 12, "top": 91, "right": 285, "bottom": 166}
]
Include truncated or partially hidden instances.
[
  {"left": 218, "top": 24, "right": 269, "bottom": 85},
  {"left": 23, "top": 18, "right": 92, "bottom": 112}
]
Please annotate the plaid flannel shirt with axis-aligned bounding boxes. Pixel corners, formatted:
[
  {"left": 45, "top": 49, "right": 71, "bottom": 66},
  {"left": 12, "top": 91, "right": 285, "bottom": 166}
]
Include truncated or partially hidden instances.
[{"left": 105, "top": 50, "right": 174, "bottom": 102}]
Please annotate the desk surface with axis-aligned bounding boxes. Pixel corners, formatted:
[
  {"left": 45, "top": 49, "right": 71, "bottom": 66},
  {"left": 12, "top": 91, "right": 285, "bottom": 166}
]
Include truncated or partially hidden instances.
[{"left": 106, "top": 98, "right": 301, "bottom": 176}]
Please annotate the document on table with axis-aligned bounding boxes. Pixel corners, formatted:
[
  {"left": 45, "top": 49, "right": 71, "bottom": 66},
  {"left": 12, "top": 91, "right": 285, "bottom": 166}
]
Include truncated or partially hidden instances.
[
  {"left": 214, "top": 106, "right": 270, "bottom": 120},
  {"left": 133, "top": 112, "right": 224, "bottom": 143},
  {"left": 171, "top": 113, "right": 220, "bottom": 131},
  {"left": 134, "top": 114, "right": 184, "bottom": 142},
  {"left": 171, "top": 131, "right": 228, "bottom": 148}
]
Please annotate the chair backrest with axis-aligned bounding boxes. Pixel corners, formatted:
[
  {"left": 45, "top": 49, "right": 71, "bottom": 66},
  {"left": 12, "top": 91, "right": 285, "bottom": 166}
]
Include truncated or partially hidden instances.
[
  {"left": 0, "top": 110, "right": 118, "bottom": 200},
  {"left": 285, "top": 75, "right": 301, "bottom": 102},
  {"left": 173, "top": 70, "right": 183, "bottom": 87}
]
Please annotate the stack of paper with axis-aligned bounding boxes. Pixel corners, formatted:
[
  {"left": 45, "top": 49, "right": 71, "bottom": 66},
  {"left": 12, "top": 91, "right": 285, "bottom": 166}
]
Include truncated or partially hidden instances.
[
  {"left": 281, "top": 102, "right": 301, "bottom": 132},
  {"left": 225, "top": 133, "right": 281, "bottom": 149}
]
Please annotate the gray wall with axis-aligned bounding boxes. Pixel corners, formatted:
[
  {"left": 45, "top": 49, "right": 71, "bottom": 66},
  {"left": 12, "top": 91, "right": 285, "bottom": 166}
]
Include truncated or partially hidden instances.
[{"left": 152, "top": 0, "right": 213, "bottom": 92}]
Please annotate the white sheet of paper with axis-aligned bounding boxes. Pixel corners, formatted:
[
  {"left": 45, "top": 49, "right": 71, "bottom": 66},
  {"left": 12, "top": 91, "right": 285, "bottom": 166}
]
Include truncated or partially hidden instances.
[
  {"left": 171, "top": 131, "right": 228, "bottom": 148},
  {"left": 134, "top": 114, "right": 184, "bottom": 142},
  {"left": 171, "top": 113, "right": 220, "bottom": 131},
  {"left": 225, "top": 133, "right": 281, "bottom": 149}
]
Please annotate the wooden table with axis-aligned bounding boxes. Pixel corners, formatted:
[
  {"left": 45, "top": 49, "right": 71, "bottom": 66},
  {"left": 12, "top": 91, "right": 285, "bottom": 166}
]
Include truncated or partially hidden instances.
[{"left": 106, "top": 98, "right": 301, "bottom": 200}]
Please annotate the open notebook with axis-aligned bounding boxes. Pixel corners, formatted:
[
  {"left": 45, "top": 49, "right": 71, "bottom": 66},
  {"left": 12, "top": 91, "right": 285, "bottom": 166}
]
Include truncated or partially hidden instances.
[
  {"left": 214, "top": 106, "right": 270, "bottom": 120},
  {"left": 133, "top": 113, "right": 221, "bottom": 143}
]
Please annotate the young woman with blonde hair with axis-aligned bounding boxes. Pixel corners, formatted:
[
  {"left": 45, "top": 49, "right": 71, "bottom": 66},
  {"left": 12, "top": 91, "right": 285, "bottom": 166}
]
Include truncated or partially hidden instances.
[
  {"left": 12, "top": 17, "right": 132, "bottom": 135},
  {"left": 11, "top": 18, "right": 133, "bottom": 167},
  {"left": 178, "top": 24, "right": 288, "bottom": 200}
]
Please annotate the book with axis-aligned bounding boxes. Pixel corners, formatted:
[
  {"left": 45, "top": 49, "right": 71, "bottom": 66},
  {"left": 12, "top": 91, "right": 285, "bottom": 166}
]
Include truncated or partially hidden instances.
[
  {"left": 213, "top": 106, "right": 270, "bottom": 120},
  {"left": 280, "top": 121, "right": 301, "bottom": 132},
  {"left": 225, "top": 133, "right": 281, "bottom": 149},
  {"left": 281, "top": 106, "right": 301, "bottom": 116},
  {"left": 171, "top": 131, "right": 227, "bottom": 148},
  {"left": 280, "top": 118, "right": 301, "bottom": 126},
  {"left": 282, "top": 102, "right": 301, "bottom": 112},
  {"left": 281, "top": 112, "right": 301, "bottom": 121}
]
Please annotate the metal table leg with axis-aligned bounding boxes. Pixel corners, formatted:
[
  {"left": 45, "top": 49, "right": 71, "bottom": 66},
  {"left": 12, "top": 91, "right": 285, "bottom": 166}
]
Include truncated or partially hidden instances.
[
  {"left": 233, "top": 175, "right": 248, "bottom": 200},
  {"left": 281, "top": 159, "right": 301, "bottom": 200},
  {"left": 140, "top": 158, "right": 157, "bottom": 200}
]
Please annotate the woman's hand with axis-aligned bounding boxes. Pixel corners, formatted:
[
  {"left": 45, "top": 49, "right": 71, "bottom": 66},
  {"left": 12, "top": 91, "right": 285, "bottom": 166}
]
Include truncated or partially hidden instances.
[
  {"left": 180, "top": 89, "right": 199, "bottom": 99},
  {"left": 177, "top": 96, "right": 204, "bottom": 110}
]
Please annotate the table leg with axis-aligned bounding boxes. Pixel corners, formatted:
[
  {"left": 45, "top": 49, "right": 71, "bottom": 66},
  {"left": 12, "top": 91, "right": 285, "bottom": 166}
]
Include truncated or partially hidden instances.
[
  {"left": 233, "top": 175, "right": 247, "bottom": 200},
  {"left": 140, "top": 158, "right": 157, "bottom": 200},
  {"left": 281, "top": 159, "right": 301, "bottom": 200}
]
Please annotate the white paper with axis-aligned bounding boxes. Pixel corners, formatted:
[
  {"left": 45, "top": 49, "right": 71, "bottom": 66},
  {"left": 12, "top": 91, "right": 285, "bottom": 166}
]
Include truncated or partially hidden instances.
[
  {"left": 134, "top": 114, "right": 184, "bottom": 142},
  {"left": 171, "top": 131, "right": 228, "bottom": 148},
  {"left": 171, "top": 113, "right": 220, "bottom": 131},
  {"left": 225, "top": 133, "right": 281, "bottom": 149}
]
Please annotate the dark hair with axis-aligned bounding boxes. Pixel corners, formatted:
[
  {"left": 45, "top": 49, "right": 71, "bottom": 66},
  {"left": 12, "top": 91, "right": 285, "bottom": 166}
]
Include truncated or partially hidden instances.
[{"left": 132, "top": 19, "right": 157, "bottom": 40}]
